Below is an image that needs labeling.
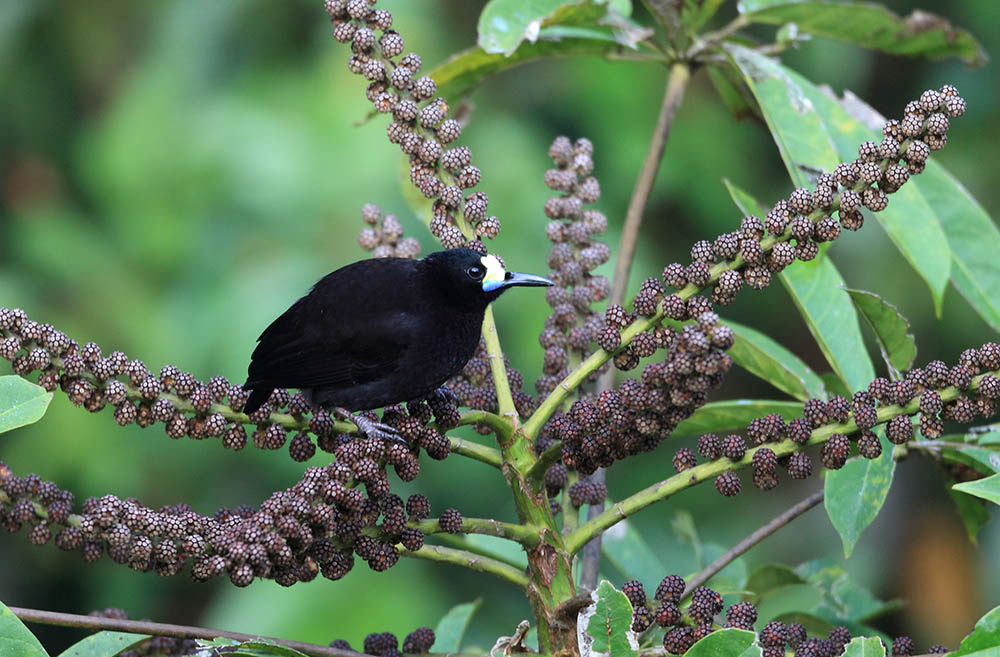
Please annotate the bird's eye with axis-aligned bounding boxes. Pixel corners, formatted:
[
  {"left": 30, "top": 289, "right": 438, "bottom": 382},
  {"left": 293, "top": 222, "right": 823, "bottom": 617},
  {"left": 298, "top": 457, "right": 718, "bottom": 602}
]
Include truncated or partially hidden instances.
[{"left": 467, "top": 265, "right": 485, "bottom": 280}]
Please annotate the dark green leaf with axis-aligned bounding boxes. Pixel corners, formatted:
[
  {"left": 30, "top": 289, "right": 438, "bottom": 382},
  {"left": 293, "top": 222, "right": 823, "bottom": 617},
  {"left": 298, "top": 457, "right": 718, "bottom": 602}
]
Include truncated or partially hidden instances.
[
  {"left": 0, "top": 601, "right": 47, "bottom": 657},
  {"left": 831, "top": 577, "right": 901, "bottom": 622},
  {"left": 707, "top": 67, "right": 759, "bottom": 119},
  {"left": 948, "top": 478, "right": 992, "bottom": 545},
  {"left": 727, "top": 318, "right": 826, "bottom": 401},
  {"left": 431, "top": 32, "right": 636, "bottom": 102},
  {"left": 681, "top": 0, "right": 726, "bottom": 34},
  {"left": 0, "top": 376, "right": 53, "bottom": 435},
  {"left": 701, "top": 543, "right": 748, "bottom": 593},
  {"left": 478, "top": 0, "right": 631, "bottom": 55},
  {"left": 771, "top": 612, "right": 834, "bottom": 637},
  {"left": 745, "top": 564, "right": 805, "bottom": 599},
  {"left": 824, "top": 432, "right": 895, "bottom": 557},
  {"left": 953, "top": 474, "right": 1000, "bottom": 506},
  {"left": 920, "top": 159, "right": 1000, "bottom": 332},
  {"left": 684, "top": 629, "right": 755, "bottom": 657},
  {"left": 952, "top": 606, "right": 1000, "bottom": 656},
  {"left": 724, "top": 44, "right": 952, "bottom": 317},
  {"left": 938, "top": 444, "right": 1000, "bottom": 475},
  {"left": 601, "top": 515, "right": 664, "bottom": 582},
  {"left": 844, "top": 288, "right": 917, "bottom": 373},
  {"left": 723, "top": 179, "right": 875, "bottom": 392},
  {"left": 738, "top": 1, "right": 986, "bottom": 65},
  {"left": 55, "top": 631, "right": 149, "bottom": 657},
  {"left": 674, "top": 400, "right": 803, "bottom": 436},
  {"left": 433, "top": 600, "right": 482, "bottom": 653},
  {"left": 840, "top": 636, "right": 887, "bottom": 657},
  {"left": 819, "top": 373, "right": 852, "bottom": 399},
  {"left": 585, "top": 581, "right": 637, "bottom": 657},
  {"left": 756, "top": 584, "right": 825, "bottom": 624}
]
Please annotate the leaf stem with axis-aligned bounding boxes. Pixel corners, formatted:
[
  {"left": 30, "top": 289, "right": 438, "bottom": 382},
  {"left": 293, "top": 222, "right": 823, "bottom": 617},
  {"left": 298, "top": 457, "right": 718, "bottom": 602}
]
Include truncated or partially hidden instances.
[
  {"left": 414, "top": 516, "right": 540, "bottom": 547},
  {"left": 399, "top": 544, "right": 529, "bottom": 589}
]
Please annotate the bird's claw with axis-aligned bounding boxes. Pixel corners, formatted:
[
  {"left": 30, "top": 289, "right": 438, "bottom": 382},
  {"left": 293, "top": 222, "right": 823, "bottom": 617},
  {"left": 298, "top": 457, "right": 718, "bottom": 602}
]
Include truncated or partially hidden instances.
[
  {"left": 430, "top": 386, "right": 460, "bottom": 406},
  {"left": 347, "top": 412, "right": 409, "bottom": 447}
]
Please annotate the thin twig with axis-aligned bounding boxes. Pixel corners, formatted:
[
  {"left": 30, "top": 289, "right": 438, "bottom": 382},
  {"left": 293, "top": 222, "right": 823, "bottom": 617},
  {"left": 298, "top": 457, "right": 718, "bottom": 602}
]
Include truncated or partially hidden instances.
[
  {"left": 10, "top": 606, "right": 358, "bottom": 657},
  {"left": 413, "top": 516, "right": 540, "bottom": 547},
  {"left": 581, "top": 60, "right": 693, "bottom": 593},
  {"left": 682, "top": 489, "right": 824, "bottom": 596},
  {"left": 606, "top": 60, "right": 692, "bottom": 311}
]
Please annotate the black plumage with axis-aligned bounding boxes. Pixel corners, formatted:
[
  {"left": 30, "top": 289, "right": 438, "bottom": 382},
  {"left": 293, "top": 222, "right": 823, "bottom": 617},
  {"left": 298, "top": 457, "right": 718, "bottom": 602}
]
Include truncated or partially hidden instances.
[{"left": 243, "top": 249, "right": 552, "bottom": 421}]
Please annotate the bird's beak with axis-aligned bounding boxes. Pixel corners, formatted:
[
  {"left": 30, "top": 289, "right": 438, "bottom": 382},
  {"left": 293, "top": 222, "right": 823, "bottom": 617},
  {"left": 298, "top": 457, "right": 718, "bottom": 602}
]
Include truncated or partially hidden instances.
[{"left": 486, "top": 271, "right": 555, "bottom": 291}]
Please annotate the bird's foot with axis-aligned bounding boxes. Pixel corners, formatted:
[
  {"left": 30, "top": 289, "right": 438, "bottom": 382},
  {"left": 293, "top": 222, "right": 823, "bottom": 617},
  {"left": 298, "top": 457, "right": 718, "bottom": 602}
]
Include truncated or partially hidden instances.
[
  {"left": 334, "top": 408, "right": 408, "bottom": 446},
  {"left": 429, "top": 386, "right": 460, "bottom": 406}
]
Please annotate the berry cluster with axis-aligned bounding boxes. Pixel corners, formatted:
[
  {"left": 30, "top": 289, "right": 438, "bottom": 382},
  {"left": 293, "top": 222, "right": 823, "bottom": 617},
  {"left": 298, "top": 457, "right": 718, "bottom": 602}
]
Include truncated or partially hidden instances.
[
  {"left": 358, "top": 203, "right": 422, "bottom": 259},
  {"left": 621, "top": 576, "right": 946, "bottom": 656},
  {"left": 537, "top": 310, "right": 732, "bottom": 484},
  {"left": 654, "top": 85, "right": 966, "bottom": 318},
  {"left": 535, "top": 136, "right": 612, "bottom": 398},
  {"left": 0, "top": 307, "right": 459, "bottom": 467},
  {"left": 665, "top": 343, "right": 1000, "bottom": 497},
  {"left": 88, "top": 608, "right": 199, "bottom": 657},
  {"left": 326, "top": 0, "right": 497, "bottom": 250},
  {"left": 330, "top": 626, "right": 435, "bottom": 656},
  {"left": 0, "top": 455, "right": 446, "bottom": 586}
]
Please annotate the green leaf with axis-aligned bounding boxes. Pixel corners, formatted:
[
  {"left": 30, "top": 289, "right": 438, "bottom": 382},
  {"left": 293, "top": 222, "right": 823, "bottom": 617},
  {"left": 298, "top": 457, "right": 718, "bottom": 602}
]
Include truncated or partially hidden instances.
[
  {"left": 0, "top": 376, "right": 53, "bottom": 435},
  {"left": 478, "top": 0, "right": 631, "bottom": 55},
  {"left": 707, "top": 67, "right": 759, "bottom": 119},
  {"left": 584, "top": 581, "right": 637, "bottom": 657},
  {"left": 756, "top": 584, "right": 825, "bottom": 625},
  {"left": 727, "top": 318, "right": 826, "bottom": 401},
  {"left": 947, "top": 478, "right": 992, "bottom": 544},
  {"left": 843, "top": 288, "right": 917, "bottom": 373},
  {"left": 724, "top": 43, "right": 952, "bottom": 317},
  {"left": 824, "top": 432, "right": 896, "bottom": 557},
  {"left": 0, "top": 601, "right": 48, "bottom": 657},
  {"left": 685, "top": 629, "right": 755, "bottom": 657},
  {"left": 701, "top": 543, "right": 748, "bottom": 593},
  {"left": 745, "top": 564, "right": 805, "bottom": 599},
  {"left": 673, "top": 400, "right": 803, "bottom": 436},
  {"left": 431, "top": 33, "right": 630, "bottom": 102},
  {"left": 953, "top": 474, "right": 1000, "bottom": 506},
  {"left": 938, "top": 444, "right": 1000, "bottom": 475},
  {"left": 920, "top": 158, "right": 1000, "bottom": 332},
  {"left": 839, "top": 636, "right": 887, "bottom": 657},
  {"left": 433, "top": 600, "right": 482, "bottom": 654},
  {"left": 723, "top": 179, "right": 875, "bottom": 392},
  {"left": 771, "top": 612, "right": 834, "bottom": 637},
  {"left": 738, "top": 1, "right": 986, "bottom": 65},
  {"left": 830, "top": 577, "right": 901, "bottom": 623},
  {"left": 56, "top": 631, "right": 149, "bottom": 657},
  {"left": 601, "top": 517, "right": 665, "bottom": 582},
  {"left": 952, "top": 606, "right": 1000, "bottom": 657}
]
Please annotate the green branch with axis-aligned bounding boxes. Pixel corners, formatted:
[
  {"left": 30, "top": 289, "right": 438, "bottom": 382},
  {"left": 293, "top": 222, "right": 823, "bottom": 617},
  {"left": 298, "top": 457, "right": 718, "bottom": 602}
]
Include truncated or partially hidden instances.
[
  {"left": 413, "top": 516, "right": 540, "bottom": 547},
  {"left": 525, "top": 440, "right": 564, "bottom": 490},
  {"left": 564, "top": 374, "right": 994, "bottom": 553},
  {"left": 399, "top": 544, "right": 529, "bottom": 589},
  {"left": 429, "top": 533, "right": 527, "bottom": 571},
  {"left": 481, "top": 305, "right": 519, "bottom": 425}
]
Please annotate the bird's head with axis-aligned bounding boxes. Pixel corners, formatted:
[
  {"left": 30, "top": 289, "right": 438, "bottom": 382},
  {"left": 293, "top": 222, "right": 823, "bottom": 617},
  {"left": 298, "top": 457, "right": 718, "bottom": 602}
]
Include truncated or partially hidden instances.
[{"left": 425, "top": 248, "right": 554, "bottom": 306}]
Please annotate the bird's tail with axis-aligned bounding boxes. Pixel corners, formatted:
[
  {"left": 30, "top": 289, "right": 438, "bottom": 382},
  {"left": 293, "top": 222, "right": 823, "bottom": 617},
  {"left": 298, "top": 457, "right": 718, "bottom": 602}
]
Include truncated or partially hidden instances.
[{"left": 242, "top": 385, "right": 272, "bottom": 415}]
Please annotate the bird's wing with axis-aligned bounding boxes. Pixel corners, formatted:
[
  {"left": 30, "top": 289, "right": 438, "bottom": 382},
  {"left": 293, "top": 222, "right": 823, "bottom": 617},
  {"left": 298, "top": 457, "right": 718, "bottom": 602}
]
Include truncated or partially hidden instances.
[{"left": 246, "top": 303, "right": 410, "bottom": 390}]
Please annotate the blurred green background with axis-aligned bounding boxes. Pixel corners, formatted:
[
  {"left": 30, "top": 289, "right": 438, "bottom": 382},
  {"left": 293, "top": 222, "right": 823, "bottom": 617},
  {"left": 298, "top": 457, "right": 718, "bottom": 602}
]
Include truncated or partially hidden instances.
[{"left": 0, "top": 0, "right": 998, "bottom": 653}]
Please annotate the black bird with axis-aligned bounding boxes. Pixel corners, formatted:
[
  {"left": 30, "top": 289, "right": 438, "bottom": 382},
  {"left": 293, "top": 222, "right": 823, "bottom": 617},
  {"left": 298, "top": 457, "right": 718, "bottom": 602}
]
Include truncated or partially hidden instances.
[{"left": 243, "top": 248, "right": 553, "bottom": 440}]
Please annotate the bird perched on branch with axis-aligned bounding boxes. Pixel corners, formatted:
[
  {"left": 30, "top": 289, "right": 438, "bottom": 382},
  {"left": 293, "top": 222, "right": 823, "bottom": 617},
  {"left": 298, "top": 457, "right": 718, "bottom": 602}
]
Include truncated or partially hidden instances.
[{"left": 243, "top": 248, "right": 553, "bottom": 441}]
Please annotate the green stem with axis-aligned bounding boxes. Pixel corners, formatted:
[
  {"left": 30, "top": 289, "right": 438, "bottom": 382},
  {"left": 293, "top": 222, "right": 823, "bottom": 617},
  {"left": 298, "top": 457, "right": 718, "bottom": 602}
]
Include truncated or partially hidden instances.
[
  {"left": 399, "top": 544, "right": 529, "bottom": 589},
  {"left": 525, "top": 440, "right": 564, "bottom": 489},
  {"left": 413, "top": 516, "right": 540, "bottom": 547},
  {"left": 482, "top": 305, "right": 519, "bottom": 425},
  {"left": 564, "top": 375, "right": 993, "bottom": 553},
  {"left": 430, "top": 533, "right": 526, "bottom": 570},
  {"left": 447, "top": 435, "right": 503, "bottom": 469}
]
